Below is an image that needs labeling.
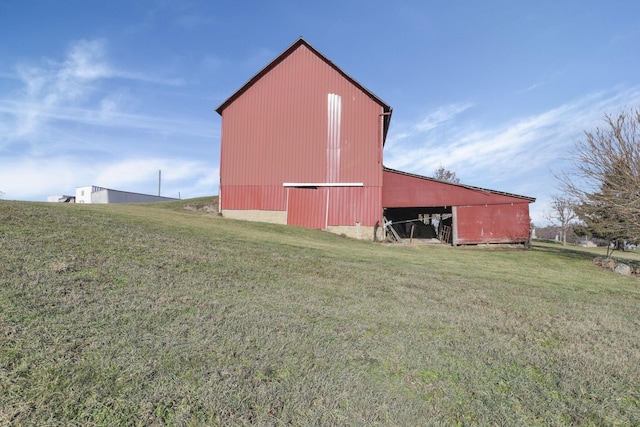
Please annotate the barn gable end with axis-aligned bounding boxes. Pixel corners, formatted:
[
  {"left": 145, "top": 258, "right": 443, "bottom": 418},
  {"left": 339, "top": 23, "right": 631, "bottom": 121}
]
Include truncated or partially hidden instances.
[{"left": 216, "top": 38, "right": 391, "bottom": 239}]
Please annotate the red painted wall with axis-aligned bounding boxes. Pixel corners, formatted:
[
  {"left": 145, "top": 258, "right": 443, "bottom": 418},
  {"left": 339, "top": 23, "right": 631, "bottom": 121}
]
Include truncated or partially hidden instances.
[
  {"left": 287, "top": 187, "right": 328, "bottom": 229},
  {"left": 455, "top": 204, "right": 531, "bottom": 245},
  {"left": 218, "top": 40, "right": 387, "bottom": 227},
  {"left": 217, "top": 39, "right": 535, "bottom": 239},
  {"left": 326, "top": 186, "right": 381, "bottom": 226},
  {"left": 383, "top": 169, "right": 533, "bottom": 244},
  {"left": 220, "top": 185, "right": 286, "bottom": 210}
]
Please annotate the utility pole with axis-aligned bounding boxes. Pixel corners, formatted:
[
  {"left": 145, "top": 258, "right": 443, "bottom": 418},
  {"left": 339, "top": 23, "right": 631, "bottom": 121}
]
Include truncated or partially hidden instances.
[{"left": 158, "top": 169, "right": 161, "bottom": 196}]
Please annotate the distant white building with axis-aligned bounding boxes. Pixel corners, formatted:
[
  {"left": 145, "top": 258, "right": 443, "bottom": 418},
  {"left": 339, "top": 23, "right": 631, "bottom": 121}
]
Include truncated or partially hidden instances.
[
  {"left": 75, "top": 185, "right": 177, "bottom": 204},
  {"left": 47, "top": 195, "right": 76, "bottom": 203}
]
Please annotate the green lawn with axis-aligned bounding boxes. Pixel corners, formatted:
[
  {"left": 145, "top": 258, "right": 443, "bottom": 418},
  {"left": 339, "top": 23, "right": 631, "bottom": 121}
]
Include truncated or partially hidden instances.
[{"left": 1, "top": 198, "right": 639, "bottom": 426}]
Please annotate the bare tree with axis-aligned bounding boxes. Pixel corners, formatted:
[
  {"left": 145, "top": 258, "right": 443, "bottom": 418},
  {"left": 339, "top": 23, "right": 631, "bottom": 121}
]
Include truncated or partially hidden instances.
[
  {"left": 560, "top": 109, "right": 640, "bottom": 254},
  {"left": 544, "top": 195, "right": 579, "bottom": 245},
  {"left": 433, "top": 165, "right": 460, "bottom": 183}
]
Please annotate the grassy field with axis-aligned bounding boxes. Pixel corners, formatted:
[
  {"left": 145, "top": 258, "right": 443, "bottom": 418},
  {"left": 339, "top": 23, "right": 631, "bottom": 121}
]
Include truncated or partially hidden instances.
[{"left": 1, "top": 198, "right": 639, "bottom": 426}]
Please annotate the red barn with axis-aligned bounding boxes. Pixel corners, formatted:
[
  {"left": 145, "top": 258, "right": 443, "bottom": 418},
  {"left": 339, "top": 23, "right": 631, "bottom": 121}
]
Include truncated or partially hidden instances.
[{"left": 216, "top": 38, "right": 535, "bottom": 244}]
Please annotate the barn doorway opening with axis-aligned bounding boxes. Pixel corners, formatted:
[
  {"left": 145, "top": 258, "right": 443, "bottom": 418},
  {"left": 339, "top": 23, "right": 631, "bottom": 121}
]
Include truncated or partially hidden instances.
[{"left": 383, "top": 207, "right": 453, "bottom": 244}]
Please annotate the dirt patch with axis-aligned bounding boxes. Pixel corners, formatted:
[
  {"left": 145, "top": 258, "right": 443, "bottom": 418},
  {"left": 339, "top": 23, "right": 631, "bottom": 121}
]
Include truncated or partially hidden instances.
[{"left": 183, "top": 199, "right": 218, "bottom": 214}]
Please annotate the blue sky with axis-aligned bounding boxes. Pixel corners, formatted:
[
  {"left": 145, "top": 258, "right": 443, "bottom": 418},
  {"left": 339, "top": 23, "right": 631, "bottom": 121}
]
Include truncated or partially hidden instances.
[{"left": 2, "top": 1, "right": 640, "bottom": 224}]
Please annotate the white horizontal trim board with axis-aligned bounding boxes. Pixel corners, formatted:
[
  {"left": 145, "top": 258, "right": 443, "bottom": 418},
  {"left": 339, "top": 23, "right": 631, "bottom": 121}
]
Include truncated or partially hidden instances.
[{"left": 283, "top": 182, "right": 363, "bottom": 187}]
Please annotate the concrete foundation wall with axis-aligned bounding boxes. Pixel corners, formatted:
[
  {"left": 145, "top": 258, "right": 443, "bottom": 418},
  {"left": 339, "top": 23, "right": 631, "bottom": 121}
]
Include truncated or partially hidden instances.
[
  {"left": 222, "top": 209, "right": 287, "bottom": 224},
  {"left": 222, "top": 210, "right": 378, "bottom": 240},
  {"left": 326, "top": 225, "right": 377, "bottom": 241}
]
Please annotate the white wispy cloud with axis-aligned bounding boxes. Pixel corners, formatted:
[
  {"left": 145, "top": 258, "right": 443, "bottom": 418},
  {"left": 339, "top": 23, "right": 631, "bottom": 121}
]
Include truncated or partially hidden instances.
[
  {"left": 414, "top": 102, "right": 474, "bottom": 133},
  {"left": 386, "top": 87, "right": 640, "bottom": 181},
  {"left": 2, "top": 38, "right": 187, "bottom": 145},
  {"left": 94, "top": 157, "right": 216, "bottom": 198},
  {"left": 384, "top": 86, "right": 640, "bottom": 225},
  {"left": 384, "top": 102, "right": 473, "bottom": 167},
  {"left": 0, "top": 99, "right": 215, "bottom": 140},
  {"left": 388, "top": 102, "right": 472, "bottom": 140},
  {"left": 0, "top": 38, "right": 217, "bottom": 201},
  {"left": 0, "top": 157, "right": 81, "bottom": 198},
  {"left": 516, "top": 82, "right": 544, "bottom": 93},
  {"left": 0, "top": 156, "right": 215, "bottom": 200}
]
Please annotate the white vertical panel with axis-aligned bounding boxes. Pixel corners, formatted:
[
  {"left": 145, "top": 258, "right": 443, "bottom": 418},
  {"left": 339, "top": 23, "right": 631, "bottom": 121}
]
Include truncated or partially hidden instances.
[
  {"left": 452, "top": 205, "right": 459, "bottom": 245},
  {"left": 327, "top": 93, "right": 341, "bottom": 183}
]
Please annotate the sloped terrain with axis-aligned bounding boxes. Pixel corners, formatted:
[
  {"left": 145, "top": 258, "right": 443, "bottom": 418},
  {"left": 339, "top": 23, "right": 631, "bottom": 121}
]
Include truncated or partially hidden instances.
[{"left": 1, "top": 198, "right": 639, "bottom": 425}]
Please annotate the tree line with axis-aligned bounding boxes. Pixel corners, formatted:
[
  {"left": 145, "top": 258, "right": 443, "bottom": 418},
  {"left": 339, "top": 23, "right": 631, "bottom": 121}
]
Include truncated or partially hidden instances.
[{"left": 548, "top": 109, "right": 640, "bottom": 256}]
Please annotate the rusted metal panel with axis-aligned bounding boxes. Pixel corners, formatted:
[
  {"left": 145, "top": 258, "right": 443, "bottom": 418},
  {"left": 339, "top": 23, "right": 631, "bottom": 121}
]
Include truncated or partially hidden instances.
[
  {"left": 287, "top": 187, "right": 328, "bottom": 229},
  {"left": 382, "top": 169, "right": 533, "bottom": 207},
  {"left": 454, "top": 204, "right": 531, "bottom": 245},
  {"left": 218, "top": 41, "right": 385, "bottom": 218}
]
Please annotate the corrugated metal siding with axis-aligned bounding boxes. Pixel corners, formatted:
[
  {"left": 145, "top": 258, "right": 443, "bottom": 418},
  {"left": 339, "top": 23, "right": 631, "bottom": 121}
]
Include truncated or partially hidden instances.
[
  {"left": 382, "top": 170, "right": 528, "bottom": 207},
  {"left": 327, "top": 186, "right": 381, "bottom": 226},
  {"left": 220, "top": 185, "right": 286, "bottom": 210},
  {"left": 287, "top": 187, "right": 328, "bottom": 229},
  {"left": 219, "top": 43, "right": 384, "bottom": 218},
  {"left": 454, "top": 204, "right": 531, "bottom": 245},
  {"left": 284, "top": 186, "right": 382, "bottom": 228}
]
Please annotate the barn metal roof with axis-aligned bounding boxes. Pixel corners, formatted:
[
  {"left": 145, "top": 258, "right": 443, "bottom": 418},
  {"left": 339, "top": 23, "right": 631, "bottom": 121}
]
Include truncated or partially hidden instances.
[
  {"left": 383, "top": 166, "right": 536, "bottom": 202},
  {"left": 215, "top": 37, "right": 394, "bottom": 144}
]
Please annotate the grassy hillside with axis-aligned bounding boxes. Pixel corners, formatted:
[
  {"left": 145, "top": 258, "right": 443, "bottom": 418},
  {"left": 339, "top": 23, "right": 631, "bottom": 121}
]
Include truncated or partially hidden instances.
[{"left": 1, "top": 198, "right": 639, "bottom": 426}]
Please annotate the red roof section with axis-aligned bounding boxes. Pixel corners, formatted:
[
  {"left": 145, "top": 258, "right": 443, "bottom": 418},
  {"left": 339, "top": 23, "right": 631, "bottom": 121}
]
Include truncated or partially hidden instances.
[{"left": 382, "top": 167, "right": 535, "bottom": 207}]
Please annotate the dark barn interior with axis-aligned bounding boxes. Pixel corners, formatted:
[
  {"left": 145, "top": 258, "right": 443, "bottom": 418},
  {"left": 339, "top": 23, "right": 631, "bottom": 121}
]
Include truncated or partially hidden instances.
[{"left": 383, "top": 207, "right": 453, "bottom": 243}]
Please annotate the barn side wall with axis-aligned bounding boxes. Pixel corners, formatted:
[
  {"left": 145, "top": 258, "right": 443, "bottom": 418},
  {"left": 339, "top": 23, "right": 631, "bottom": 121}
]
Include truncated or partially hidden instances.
[
  {"left": 220, "top": 186, "right": 287, "bottom": 211},
  {"left": 383, "top": 170, "right": 533, "bottom": 245},
  {"left": 454, "top": 203, "right": 531, "bottom": 245},
  {"left": 222, "top": 186, "right": 382, "bottom": 231}
]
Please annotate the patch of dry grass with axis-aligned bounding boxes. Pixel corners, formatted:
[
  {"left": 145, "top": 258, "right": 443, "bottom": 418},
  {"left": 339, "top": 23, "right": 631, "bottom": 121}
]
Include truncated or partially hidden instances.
[{"left": 1, "top": 199, "right": 640, "bottom": 425}]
